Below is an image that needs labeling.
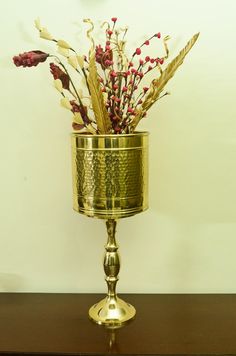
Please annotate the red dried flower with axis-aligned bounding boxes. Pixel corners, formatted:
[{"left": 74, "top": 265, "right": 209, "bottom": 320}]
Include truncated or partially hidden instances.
[
  {"left": 159, "top": 58, "right": 164, "bottom": 65},
  {"left": 111, "top": 17, "right": 117, "bottom": 22},
  {"left": 50, "top": 63, "right": 70, "bottom": 90},
  {"left": 13, "top": 50, "right": 49, "bottom": 67},
  {"left": 114, "top": 126, "right": 121, "bottom": 133},
  {"left": 70, "top": 100, "right": 89, "bottom": 124},
  {"left": 113, "top": 84, "right": 119, "bottom": 90},
  {"left": 110, "top": 70, "right": 117, "bottom": 78},
  {"left": 145, "top": 56, "right": 150, "bottom": 62},
  {"left": 124, "top": 70, "right": 130, "bottom": 77},
  {"left": 135, "top": 48, "right": 141, "bottom": 55},
  {"left": 137, "top": 72, "right": 144, "bottom": 78},
  {"left": 139, "top": 59, "right": 144, "bottom": 65},
  {"left": 155, "top": 32, "right": 161, "bottom": 38},
  {"left": 72, "top": 122, "right": 85, "bottom": 130},
  {"left": 122, "top": 86, "right": 128, "bottom": 92},
  {"left": 127, "top": 107, "right": 135, "bottom": 114},
  {"left": 144, "top": 40, "right": 150, "bottom": 45},
  {"left": 104, "top": 59, "right": 112, "bottom": 66},
  {"left": 95, "top": 44, "right": 113, "bottom": 70},
  {"left": 143, "top": 87, "right": 149, "bottom": 92},
  {"left": 107, "top": 30, "right": 113, "bottom": 36}
]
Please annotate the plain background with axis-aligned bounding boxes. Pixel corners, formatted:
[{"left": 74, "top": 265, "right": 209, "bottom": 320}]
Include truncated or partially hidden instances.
[{"left": 0, "top": 0, "right": 236, "bottom": 293}]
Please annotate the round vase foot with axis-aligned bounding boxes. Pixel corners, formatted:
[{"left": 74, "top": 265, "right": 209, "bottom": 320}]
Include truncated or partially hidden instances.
[{"left": 89, "top": 296, "right": 136, "bottom": 327}]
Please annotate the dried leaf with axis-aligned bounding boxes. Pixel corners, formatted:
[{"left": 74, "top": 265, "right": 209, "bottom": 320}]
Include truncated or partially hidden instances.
[
  {"left": 40, "top": 27, "right": 53, "bottom": 40},
  {"left": 77, "top": 55, "right": 84, "bottom": 69},
  {"left": 131, "top": 32, "right": 200, "bottom": 131},
  {"left": 86, "top": 124, "right": 97, "bottom": 134},
  {"left": 163, "top": 35, "right": 171, "bottom": 58},
  {"left": 57, "top": 39, "right": 71, "bottom": 49},
  {"left": 73, "top": 112, "right": 84, "bottom": 125},
  {"left": 68, "top": 55, "right": 78, "bottom": 69},
  {"left": 57, "top": 47, "right": 69, "bottom": 57},
  {"left": 60, "top": 97, "right": 72, "bottom": 110},
  {"left": 34, "top": 18, "right": 42, "bottom": 31},
  {"left": 54, "top": 79, "right": 63, "bottom": 92},
  {"left": 87, "top": 53, "right": 111, "bottom": 134},
  {"left": 83, "top": 19, "right": 95, "bottom": 55},
  {"left": 77, "top": 88, "right": 83, "bottom": 98},
  {"left": 102, "top": 92, "right": 108, "bottom": 104}
]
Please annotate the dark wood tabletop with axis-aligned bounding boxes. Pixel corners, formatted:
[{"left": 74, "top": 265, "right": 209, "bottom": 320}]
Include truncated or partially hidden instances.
[{"left": 0, "top": 293, "right": 236, "bottom": 355}]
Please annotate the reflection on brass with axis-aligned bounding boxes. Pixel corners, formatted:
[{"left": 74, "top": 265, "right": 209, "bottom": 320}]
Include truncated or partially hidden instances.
[{"left": 71, "top": 132, "right": 149, "bottom": 326}]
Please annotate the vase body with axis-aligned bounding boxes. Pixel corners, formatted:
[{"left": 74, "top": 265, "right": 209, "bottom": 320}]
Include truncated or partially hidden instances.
[{"left": 71, "top": 132, "right": 149, "bottom": 219}]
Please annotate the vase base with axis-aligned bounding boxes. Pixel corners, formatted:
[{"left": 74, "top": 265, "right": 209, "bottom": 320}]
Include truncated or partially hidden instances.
[{"left": 89, "top": 296, "right": 136, "bottom": 327}]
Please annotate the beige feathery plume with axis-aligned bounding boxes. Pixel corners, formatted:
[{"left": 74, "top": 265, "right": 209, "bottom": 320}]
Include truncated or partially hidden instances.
[
  {"left": 131, "top": 32, "right": 200, "bottom": 132},
  {"left": 87, "top": 53, "right": 111, "bottom": 134}
]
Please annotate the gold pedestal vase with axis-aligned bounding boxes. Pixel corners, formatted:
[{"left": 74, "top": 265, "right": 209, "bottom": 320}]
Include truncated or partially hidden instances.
[{"left": 71, "top": 132, "right": 149, "bottom": 327}]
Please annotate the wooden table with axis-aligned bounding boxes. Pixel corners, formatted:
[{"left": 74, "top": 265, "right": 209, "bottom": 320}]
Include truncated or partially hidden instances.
[{"left": 0, "top": 293, "right": 236, "bottom": 355}]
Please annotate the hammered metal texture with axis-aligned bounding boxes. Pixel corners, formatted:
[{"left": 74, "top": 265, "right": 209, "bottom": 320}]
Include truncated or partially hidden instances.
[{"left": 71, "top": 132, "right": 149, "bottom": 219}]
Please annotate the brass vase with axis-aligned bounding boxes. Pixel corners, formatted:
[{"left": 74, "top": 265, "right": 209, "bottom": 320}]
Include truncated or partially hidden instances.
[{"left": 71, "top": 132, "right": 149, "bottom": 326}]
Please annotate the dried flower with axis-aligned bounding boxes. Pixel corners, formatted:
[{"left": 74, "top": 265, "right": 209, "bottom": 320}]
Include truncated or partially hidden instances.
[
  {"left": 50, "top": 63, "right": 70, "bottom": 90},
  {"left": 13, "top": 50, "right": 49, "bottom": 67},
  {"left": 13, "top": 18, "right": 199, "bottom": 134},
  {"left": 110, "top": 70, "right": 117, "bottom": 78},
  {"left": 95, "top": 44, "right": 113, "bottom": 70}
]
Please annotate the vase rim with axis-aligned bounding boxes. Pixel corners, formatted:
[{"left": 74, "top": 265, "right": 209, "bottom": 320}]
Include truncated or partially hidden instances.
[{"left": 71, "top": 131, "right": 149, "bottom": 137}]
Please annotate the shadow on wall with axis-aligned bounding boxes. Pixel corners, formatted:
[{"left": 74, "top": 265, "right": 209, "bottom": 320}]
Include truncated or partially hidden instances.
[{"left": 0, "top": 273, "right": 26, "bottom": 292}]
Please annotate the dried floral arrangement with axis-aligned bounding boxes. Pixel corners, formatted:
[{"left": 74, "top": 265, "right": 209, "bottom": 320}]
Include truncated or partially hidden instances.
[{"left": 13, "top": 18, "right": 199, "bottom": 134}]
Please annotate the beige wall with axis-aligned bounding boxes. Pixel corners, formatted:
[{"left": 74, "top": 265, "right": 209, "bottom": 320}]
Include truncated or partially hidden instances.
[{"left": 0, "top": 0, "right": 236, "bottom": 293}]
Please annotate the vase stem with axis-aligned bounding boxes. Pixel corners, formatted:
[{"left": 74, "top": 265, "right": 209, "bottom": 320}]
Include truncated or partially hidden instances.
[
  {"left": 104, "top": 219, "right": 120, "bottom": 299},
  {"left": 88, "top": 218, "right": 136, "bottom": 326}
]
